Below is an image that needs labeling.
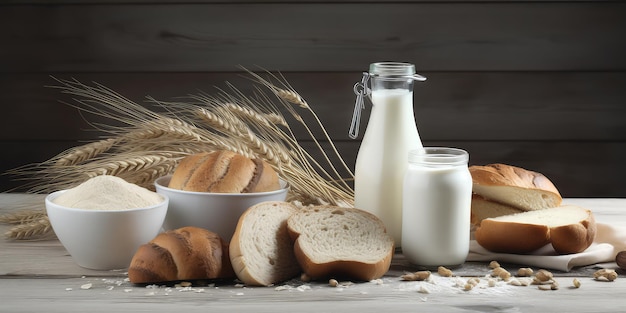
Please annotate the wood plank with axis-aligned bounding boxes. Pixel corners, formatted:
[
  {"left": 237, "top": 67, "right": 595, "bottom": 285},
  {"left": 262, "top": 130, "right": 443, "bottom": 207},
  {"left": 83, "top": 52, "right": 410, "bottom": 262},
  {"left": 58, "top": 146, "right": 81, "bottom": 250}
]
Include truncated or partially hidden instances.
[
  {"left": 1, "top": 140, "right": 625, "bottom": 197},
  {"left": 1, "top": 3, "right": 625, "bottom": 71},
  {"left": 1, "top": 276, "right": 625, "bottom": 313},
  {"left": 1, "top": 196, "right": 626, "bottom": 312},
  {"left": 1, "top": 72, "right": 625, "bottom": 141}
]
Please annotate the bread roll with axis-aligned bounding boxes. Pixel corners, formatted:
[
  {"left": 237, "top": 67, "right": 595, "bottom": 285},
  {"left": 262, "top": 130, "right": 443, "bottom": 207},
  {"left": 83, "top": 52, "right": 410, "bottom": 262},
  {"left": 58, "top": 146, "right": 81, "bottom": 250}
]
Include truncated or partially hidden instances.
[
  {"left": 474, "top": 205, "right": 596, "bottom": 254},
  {"left": 470, "top": 163, "right": 562, "bottom": 213},
  {"left": 287, "top": 206, "right": 394, "bottom": 281},
  {"left": 229, "top": 201, "right": 301, "bottom": 286},
  {"left": 168, "top": 150, "right": 280, "bottom": 193},
  {"left": 128, "top": 226, "right": 235, "bottom": 284}
]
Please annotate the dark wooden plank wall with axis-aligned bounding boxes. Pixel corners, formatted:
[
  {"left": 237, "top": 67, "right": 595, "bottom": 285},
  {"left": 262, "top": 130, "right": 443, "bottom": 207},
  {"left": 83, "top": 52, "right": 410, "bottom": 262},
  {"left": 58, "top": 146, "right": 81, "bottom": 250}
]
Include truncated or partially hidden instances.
[{"left": 1, "top": 1, "right": 625, "bottom": 197}]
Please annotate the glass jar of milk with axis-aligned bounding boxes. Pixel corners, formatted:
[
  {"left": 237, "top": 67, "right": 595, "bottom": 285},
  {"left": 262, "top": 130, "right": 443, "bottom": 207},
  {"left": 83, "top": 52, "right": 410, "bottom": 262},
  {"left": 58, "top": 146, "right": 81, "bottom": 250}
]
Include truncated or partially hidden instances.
[
  {"left": 352, "top": 62, "right": 426, "bottom": 247},
  {"left": 401, "top": 147, "right": 472, "bottom": 268}
]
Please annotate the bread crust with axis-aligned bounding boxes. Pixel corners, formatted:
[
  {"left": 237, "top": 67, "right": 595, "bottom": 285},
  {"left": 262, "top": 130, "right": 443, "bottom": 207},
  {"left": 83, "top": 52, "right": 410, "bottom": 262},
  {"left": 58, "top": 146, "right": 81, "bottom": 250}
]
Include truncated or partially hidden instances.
[
  {"left": 474, "top": 220, "right": 550, "bottom": 254},
  {"left": 550, "top": 213, "right": 597, "bottom": 254},
  {"left": 292, "top": 240, "right": 393, "bottom": 281},
  {"left": 168, "top": 150, "right": 280, "bottom": 193},
  {"left": 474, "top": 206, "right": 596, "bottom": 255},
  {"left": 288, "top": 206, "right": 394, "bottom": 281},
  {"left": 470, "top": 163, "right": 561, "bottom": 197},
  {"left": 128, "top": 226, "right": 234, "bottom": 284},
  {"left": 470, "top": 194, "right": 525, "bottom": 226},
  {"left": 229, "top": 201, "right": 300, "bottom": 286}
]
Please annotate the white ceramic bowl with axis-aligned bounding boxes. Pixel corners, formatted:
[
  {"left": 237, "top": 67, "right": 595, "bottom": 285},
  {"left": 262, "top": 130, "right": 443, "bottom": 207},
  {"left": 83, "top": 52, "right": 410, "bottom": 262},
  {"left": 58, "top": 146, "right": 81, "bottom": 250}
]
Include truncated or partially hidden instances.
[
  {"left": 154, "top": 175, "right": 288, "bottom": 241},
  {"left": 45, "top": 190, "right": 168, "bottom": 270}
]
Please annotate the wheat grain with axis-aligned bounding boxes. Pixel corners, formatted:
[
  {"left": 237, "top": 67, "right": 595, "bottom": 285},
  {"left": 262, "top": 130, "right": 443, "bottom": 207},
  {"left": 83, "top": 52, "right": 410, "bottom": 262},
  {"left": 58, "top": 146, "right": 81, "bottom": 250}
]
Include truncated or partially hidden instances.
[
  {"left": 83, "top": 154, "right": 173, "bottom": 178},
  {"left": 55, "top": 138, "right": 119, "bottom": 166},
  {"left": 276, "top": 89, "right": 309, "bottom": 109},
  {"left": 0, "top": 209, "right": 46, "bottom": 225},
  {"left": 5, "top": 218, "right": 55, "bottom": 241}
]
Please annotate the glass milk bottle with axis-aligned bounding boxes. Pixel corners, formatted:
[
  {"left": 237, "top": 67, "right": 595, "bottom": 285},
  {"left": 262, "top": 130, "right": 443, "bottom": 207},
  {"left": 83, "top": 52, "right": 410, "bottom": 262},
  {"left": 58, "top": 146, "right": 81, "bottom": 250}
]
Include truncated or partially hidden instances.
[
  {"left": 350, "top": 62, "right": 426, "bottom": 246},
  {"left": 402, "top": 147, "right": 472, "bottom": 267}
]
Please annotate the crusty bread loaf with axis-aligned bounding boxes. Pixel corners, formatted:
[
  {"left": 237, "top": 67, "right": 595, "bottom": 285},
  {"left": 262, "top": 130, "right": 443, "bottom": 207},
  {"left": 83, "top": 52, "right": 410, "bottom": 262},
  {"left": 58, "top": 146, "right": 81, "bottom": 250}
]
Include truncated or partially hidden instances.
[
  {"left": 287, "top": 206, "right": 394, "bottom": 281},
  {"left": 470, "top": 163, "right": 562, "bottom": 212},
  {"left": 474, "top": 205, "right": 596, "bottom": 254},
  {"left": 128, "top": 226, "right": 234, "bottom": 284},
  {"left": 470, "top": 194, "right": 525, "bottom": 226},
  {"left": 168, "top": 150, "right": 280, "bottom": 193},
  {"left": 229, "top": 201, "right": 301, "bottom": 286}
]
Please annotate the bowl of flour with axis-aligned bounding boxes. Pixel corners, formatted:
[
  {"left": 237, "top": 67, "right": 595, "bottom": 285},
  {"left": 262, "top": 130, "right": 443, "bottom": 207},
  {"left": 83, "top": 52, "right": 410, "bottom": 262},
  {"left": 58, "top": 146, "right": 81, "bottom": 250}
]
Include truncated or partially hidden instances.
[{"left": 45, "top": 175, "right": 168, "bottom": 270}]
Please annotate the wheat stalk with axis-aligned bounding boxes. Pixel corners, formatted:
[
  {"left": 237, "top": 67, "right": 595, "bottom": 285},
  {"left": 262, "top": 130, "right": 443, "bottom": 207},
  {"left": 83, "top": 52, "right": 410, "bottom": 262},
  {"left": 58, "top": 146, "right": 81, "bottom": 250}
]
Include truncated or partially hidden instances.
[
  {"left": 5, "top": 70, "right": 356, "bottom": 239},
  {"left": 5, "top": 218, "right": 55, "bottom": 241},
  {"left": 0, "top": 209, "right": 46, "bottom": 225},
  {"left": 54, "top": 138, "right": 119, "bottom": 167}
]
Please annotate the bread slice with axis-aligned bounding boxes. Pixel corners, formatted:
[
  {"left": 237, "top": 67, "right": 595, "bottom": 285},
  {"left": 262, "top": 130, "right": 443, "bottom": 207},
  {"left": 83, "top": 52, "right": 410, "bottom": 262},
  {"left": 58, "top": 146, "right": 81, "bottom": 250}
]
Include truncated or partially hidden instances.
[
  {"left": 287, "top": 206, "right": 394, "bottom": 281},
  {"left": 474, "top": 205, "right": 596, "bottom": 254},
  {"left": 470, "top": 194, "right": 525, "bottom": 226},
  {"left": 229, "top": 201, "right": 301, "bottom": 286}
]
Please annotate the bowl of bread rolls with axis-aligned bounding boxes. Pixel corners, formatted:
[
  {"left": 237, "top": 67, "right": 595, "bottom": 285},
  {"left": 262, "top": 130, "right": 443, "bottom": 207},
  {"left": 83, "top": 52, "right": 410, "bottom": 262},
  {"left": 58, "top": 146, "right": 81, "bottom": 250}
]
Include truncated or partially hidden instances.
[{"left": 154, "top": 150, "right": 288, "bottom": 241}]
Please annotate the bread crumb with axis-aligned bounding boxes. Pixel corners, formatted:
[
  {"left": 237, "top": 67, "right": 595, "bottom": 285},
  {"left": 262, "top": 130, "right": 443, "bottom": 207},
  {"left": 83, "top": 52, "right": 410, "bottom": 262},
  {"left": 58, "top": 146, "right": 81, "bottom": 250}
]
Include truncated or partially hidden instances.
[
  {"left": 300, "top": 273, "right": 311, "bottom": 282},
  {"left": 418, "top": 285, "right": 431, "bottom": 294},
  {"left": 65, "top": 288, "right": 73, "bottom": 291},
  {"left": 80, "top": 283, "right": 92, "bottom": 290},
  {"left": 296, "top": 285, "right": 311, "bottom": 292},
  {"left": 370, "top": 279, "right": 384, "bottom": 285}
]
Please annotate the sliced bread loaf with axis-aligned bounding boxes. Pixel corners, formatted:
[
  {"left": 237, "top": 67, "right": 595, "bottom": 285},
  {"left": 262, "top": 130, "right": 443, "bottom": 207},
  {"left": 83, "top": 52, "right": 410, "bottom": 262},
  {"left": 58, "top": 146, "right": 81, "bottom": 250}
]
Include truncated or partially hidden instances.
[
  {"left": 474, "top": 205, "right": 596, "bottom": 254},
  {"left": 470, "top": 163, "right": 562, "bottom": 212},
  {"left": 470, "top": 194, "right": 525, "bottom": 226},
  {"left": 229, "top": 201, "right": 301, "bottom": 286},
  {"left": 287, "top": 206, "right": 394, "bottom": 281}
]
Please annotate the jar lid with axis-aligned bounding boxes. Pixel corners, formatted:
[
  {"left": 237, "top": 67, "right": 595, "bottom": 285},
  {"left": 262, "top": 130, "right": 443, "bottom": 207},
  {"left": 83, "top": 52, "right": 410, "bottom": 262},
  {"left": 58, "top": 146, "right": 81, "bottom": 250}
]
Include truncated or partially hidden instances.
[{"left": 369, "top": 62, "right": 426, "bottom": 81}]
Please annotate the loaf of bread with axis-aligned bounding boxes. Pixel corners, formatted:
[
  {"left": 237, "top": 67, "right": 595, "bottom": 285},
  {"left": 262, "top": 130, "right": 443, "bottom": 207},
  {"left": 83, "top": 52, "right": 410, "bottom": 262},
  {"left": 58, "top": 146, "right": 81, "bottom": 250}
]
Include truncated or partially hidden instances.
[
  {"left": 229, "top": 201, "right": 301, "bottom": 286},
  {"left": 474, "top": 205, "right": 596, "bottom": 254},
  {"left": 469, "top": 163, "right": 562, "bottom": 225},
  {"left": 470, "top": 194, "right": 525, "bottom": 226},
  {"left": 168, "top": 150, "right": 280, "bottom": 193},
  {"left": 128, "top": 226, "right": 235, "bottom": 284},
  {"left": 287, "top": 206, "right": 394, "bottom": 281}
]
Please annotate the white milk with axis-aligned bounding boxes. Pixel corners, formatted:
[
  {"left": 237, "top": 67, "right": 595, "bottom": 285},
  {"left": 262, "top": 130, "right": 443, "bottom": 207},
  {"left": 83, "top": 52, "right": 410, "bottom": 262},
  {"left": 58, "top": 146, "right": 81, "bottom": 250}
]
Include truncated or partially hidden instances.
[
  {"left": 401, "top": 148, "right": 472, "bottom": 267},
  {"left": 354, "top": 88, "right": 422, "bottom": 246}
]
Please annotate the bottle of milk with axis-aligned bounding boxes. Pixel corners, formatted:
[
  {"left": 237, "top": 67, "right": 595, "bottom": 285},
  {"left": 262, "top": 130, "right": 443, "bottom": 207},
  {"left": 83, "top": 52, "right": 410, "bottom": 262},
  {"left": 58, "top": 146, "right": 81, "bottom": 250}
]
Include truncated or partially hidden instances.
[{"left": 350, "top": 62, "right": 426, "bottom": 247}]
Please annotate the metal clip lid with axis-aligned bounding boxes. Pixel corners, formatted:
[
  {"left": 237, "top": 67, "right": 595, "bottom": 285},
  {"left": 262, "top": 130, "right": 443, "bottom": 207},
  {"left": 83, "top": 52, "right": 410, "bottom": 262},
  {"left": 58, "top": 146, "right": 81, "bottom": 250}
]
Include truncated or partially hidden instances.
[{"left": 348, "top": 72, "right": 371, "bottom": 139}]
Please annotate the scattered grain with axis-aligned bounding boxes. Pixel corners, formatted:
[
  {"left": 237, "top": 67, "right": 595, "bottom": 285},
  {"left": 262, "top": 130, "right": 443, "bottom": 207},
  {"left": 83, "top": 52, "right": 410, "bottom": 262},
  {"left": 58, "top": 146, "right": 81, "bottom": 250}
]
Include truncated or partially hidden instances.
[{"left": 437, "top": 266, "right": 453, "bottom": 277}]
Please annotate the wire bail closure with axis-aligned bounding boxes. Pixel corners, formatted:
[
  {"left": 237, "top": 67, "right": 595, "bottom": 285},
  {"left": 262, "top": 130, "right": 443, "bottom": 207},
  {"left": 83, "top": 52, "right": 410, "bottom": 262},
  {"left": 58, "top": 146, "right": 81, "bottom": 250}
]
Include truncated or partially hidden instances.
[{"left": 348, "top": 72, "right": 371, "bottom": 139}]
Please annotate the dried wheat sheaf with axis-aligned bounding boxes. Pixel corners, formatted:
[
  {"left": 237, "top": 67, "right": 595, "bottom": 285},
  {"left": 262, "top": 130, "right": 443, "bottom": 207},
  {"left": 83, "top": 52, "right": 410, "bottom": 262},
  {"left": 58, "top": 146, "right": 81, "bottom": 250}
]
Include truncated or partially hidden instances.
[{"left": 3, "top": 69, "right": 355, "bottom": 240}]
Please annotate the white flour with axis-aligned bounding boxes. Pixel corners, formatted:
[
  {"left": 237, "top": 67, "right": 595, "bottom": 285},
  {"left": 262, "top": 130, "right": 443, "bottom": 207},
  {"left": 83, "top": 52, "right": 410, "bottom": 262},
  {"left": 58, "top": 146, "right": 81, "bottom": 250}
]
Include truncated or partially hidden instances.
[{"left": 53, "top": 175, "right": 163, "bottom": 210}]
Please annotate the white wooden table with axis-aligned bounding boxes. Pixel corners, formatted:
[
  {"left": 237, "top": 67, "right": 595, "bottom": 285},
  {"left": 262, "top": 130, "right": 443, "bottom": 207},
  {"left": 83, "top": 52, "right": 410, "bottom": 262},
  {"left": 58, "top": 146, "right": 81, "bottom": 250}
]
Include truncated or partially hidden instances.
[{"left": 1, "top": 194, "right": 625, "bottom": 313}]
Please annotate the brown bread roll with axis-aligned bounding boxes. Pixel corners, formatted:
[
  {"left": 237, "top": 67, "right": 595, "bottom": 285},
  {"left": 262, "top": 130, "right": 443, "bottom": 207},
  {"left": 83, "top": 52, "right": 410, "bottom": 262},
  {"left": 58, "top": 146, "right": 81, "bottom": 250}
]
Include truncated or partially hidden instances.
[
  {"left": 128, "top": 226, "right": 235, "bottom": 284},
  {"left": 168, "top": 150, "right": 280, "bottom": 193}
]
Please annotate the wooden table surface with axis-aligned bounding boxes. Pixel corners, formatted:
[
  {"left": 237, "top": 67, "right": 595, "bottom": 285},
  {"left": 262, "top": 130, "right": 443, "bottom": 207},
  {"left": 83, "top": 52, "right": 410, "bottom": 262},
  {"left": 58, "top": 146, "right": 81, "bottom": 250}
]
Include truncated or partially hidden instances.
[{"left": 1, "top": 194, "right": 625, "bottom": 313}]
